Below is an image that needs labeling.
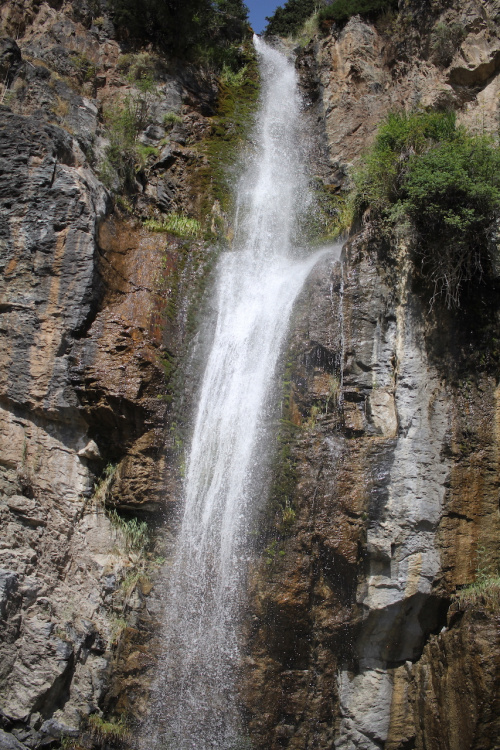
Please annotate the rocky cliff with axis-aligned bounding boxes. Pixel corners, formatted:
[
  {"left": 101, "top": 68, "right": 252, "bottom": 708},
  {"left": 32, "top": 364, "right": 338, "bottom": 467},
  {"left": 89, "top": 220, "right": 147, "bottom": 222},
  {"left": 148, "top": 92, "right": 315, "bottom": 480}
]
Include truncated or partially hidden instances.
[
  {"left": 1, "top": 0, "right": 500, "bottom": 749},
  {"left": 243, "top": 2, "right": 500, "bottom": 749},
  {"left": 0, "top": 0, "right": 222, "bottom": 745}
]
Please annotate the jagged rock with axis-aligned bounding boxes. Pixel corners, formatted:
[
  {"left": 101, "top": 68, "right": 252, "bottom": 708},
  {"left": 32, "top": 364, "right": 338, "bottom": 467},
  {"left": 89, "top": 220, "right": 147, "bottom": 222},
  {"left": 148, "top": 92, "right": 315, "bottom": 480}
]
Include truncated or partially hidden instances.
[
  {"left": 0, "top": 729, "right": 27, "bottom": 750},
  {"left": 0, "top": 37, "right": 22, "bottom": 85},
  {"left": 77, "top": 441, "right": 101, "bottom": 460},
  {"left": 0, "top": 570, "right": 18, "bottom": 619},
  {"left": 1, "top": 0, "right": 500, "bottom": 747}
]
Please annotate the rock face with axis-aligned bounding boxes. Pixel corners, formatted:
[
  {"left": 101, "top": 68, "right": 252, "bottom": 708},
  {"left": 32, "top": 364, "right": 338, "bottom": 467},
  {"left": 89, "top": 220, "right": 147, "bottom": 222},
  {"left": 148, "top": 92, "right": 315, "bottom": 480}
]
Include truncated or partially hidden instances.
[
  {"left": 243, "top": 2, "right": 500, "bottom": 749},
  {"left": 0, "top": 0, "right": 219, "bottom": 745},
  {"left": 300, "top": 0, "right": 500, "bottom": 171},
  {"left": 1, "top": 0, "right": 500, "bottom": 748}
]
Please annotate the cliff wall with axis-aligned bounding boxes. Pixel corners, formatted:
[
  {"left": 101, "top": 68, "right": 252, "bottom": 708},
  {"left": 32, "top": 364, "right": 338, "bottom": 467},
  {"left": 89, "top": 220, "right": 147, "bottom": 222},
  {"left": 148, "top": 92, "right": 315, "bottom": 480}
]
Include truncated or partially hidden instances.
[
  {"left": 244, "top": 2, "right": 500, "bottom": 748},
  {"left": 0, "top": 1, "right": 220, "bottom": 745},
  {"left": 0, "top": 1, "right": 500, "bottom": 749}
]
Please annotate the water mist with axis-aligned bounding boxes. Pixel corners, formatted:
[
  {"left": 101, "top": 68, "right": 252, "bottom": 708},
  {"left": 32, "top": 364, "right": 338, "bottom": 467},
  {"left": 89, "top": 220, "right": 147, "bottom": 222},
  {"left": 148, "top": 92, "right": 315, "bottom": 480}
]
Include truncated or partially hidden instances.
[{"left": 149, "top": 37, "right": 340, "bottom": 749}]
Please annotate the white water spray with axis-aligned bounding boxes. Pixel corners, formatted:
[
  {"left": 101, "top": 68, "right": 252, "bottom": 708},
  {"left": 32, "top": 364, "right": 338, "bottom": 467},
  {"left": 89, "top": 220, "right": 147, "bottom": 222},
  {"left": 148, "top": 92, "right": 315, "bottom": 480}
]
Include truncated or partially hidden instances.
[{"left": 151, "top": 37, "right": 340, "bottom": 749}]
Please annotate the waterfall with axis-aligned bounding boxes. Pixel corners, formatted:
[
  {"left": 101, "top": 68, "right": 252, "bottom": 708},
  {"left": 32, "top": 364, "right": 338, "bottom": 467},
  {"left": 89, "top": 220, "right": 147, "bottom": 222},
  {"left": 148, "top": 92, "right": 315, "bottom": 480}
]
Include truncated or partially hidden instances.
[{"left": 150, "top": 37, "right": 339, "bottom": 750}]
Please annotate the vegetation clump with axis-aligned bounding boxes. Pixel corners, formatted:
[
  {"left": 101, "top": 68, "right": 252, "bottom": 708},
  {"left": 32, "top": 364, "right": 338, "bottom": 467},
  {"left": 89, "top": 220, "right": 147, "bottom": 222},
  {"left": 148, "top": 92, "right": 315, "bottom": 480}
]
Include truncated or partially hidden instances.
[
  {"left": 454, "top": 547, "right": 500, "bottom": 611},
  {"left": 264, "top": 0, "right": 316, "bottom": 38},
  {"left": 107, "top": 509, "right": 150, "bottom": 552},
  {"left": 100, "top": 80, "right": 156, "bottom": 193},
  {"left": 264, "top": 0, "right": 397, "bottom": 37},
  {"left": 353, "top": 109, "right": 500, "bottom": 307},
  {"left": 88, "top": 715, "right": 129, "bottom": 746},
  {"left": 188, "top": 42, "right": 260, "bottom": 224},
  {"left": 429, "top": 20, "right": 467, "bottom": 67},
  {"left": 455, "top": 575, "right": 500, "bottom": 611},
  {"left": 317, "top": 0, "right": 397, "bottom": 28},
  {"left": 108, "top": 0, "right": 250, "bottom": 68},
  {"left": 144, "top": 213, "right": 202, "bottom": 238}
]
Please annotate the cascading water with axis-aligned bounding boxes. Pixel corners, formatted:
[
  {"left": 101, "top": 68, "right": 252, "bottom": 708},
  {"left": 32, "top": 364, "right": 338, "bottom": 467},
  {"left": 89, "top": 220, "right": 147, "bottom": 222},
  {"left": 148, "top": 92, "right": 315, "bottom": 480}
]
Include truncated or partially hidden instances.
[{"left": 150, "top": 37, "right": 340, "bottom": 749}]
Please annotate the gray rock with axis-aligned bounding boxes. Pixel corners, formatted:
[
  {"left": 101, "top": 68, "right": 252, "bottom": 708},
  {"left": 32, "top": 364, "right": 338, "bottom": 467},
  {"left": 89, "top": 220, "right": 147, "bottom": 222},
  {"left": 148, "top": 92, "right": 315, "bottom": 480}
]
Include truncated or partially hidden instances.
[
  {"left": 153, "top": 145, "right": 176, "bottom": 171},
  {"left": 0, "top": 569, "right": 18, "bottom": 618},
  {"left": 0, "top": 38, "right": 22, "bottom": 86},
  {"left": 0, "top": 730, "right": 27, "bottom": 750},
  {"left": 40, "top": 719, "right": 78, "bottom": 739}
]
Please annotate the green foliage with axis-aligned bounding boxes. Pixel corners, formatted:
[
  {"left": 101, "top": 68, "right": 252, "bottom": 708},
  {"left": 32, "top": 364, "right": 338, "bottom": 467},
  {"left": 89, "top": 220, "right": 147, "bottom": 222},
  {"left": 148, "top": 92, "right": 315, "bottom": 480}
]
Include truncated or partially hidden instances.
[
  {"left": 163, "top": 111, "right": 182, "bottom": 127},
  {"left": 100, "top": 88, "right": 155, "bottom": 193},
  {"left": 353, "top": 109, "right": 500, "bottom": 307},
  {"left": 190, "top": 44, "right": 259, "bottom": 221},
  {"left": 306, "top": 181, "right": 354, "bottom": 241},
  {"left": 144, "top": 213, "right": 202, "bottom": 238},
  {"left": 430, "top": 21, "right": 466, "bottom": 67},
  {"left": 402, "top": 136, "right": 500, "bottom": 306},
  {"left": 317, "top": 0, "right": 397, "bottom": 27},
  {"left": 264, "top": 539, "right": 286, "bottom": 565},
  {"left": 454, "top": 545, "right": 500, "bottom": 611},
  {"left": 455, "top": 575, "right": 500, "bottom": 610},
  {"left": 107, "top": 509, "right": 150, "bottom": 552},
  {"left": 108, "top": 0, "right": 250, "bottom": 66},
  {"left": 88, "top": 715, "right": 129, "bottom": 744},
  {"left": 353, "top": 109, "right": 458, "bottom": 214},
  {"left": 70, "top": 52, "right": 97, "bottom": 83},
  {"left": 116, "top": 51, "right": 164, "bottom": 83},
  {"left": 264, "top": 0, "right": 317, "bottom": 38}
]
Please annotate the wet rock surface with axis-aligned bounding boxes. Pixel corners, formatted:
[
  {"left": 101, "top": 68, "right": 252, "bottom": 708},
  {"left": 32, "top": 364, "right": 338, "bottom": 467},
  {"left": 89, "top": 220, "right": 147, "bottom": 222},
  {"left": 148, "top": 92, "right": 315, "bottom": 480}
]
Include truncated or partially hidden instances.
[
  {"left": 244, "top": 226, "right": 500, "bottom": 750},
  {"left": 239, "top": 4, "right": 500, "bottom": 747},
  {"left": 1, "top": 0, "right": 500, "bottom": 748}
]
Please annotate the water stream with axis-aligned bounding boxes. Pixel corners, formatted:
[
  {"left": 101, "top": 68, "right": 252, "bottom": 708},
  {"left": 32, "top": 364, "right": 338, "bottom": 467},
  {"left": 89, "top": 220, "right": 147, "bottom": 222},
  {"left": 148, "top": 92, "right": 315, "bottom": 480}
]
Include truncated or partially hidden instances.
[{"left": 151, "top": 37, "right": 339, "bottom": 749}]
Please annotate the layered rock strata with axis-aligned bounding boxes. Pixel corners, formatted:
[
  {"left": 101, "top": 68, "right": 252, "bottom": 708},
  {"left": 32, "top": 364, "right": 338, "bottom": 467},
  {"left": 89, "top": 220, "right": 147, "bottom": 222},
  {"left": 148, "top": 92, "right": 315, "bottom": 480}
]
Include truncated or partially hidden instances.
[
  {"left": 244, "top": 2, "right": 500, "bottom": 748},
  {"left": 0, "top": 0, "right": 219, "bottom": 744}
]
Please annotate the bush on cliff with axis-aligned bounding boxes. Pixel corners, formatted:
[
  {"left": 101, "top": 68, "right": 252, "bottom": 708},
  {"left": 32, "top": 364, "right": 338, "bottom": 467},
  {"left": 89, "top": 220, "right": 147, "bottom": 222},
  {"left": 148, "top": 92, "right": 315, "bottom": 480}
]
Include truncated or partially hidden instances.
[
  {"left": 354, "top": 110, "right": 500, "bottom": 307},
  {"left": 108, "top": 0, "right": 250, "bottom": 66},
  {"left": 317, "top": 0, "right": 398, "bottom": 27},
  {"left": 264, "top": 0, "right": 316, "bottom": 37},
  {"left": 263, "top": 0, "right": 397, "bottom": 37},
  {"left": 100, "top": 82, "right": 155, "bottom": 192}
]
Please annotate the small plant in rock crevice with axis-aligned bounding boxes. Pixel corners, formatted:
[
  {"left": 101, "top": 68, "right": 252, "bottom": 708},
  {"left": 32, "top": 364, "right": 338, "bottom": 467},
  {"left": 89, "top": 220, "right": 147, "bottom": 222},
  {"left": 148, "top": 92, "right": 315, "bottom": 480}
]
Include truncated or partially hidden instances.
[
  {"left": 87, "top": 714, "right": 129, "bottom": 746},
  {"left": 144, "top": 213, "right": 202, "bottom": 238},
  {"left": 453, "top": 544, "right": 500, "bottom": 611},
  {"left": 429, "top": 20, "right": 467, "bottom": 67},
  {"left": 99, "top": 80, "right": 157, "bottom": 194},
  {"left": 107, "top": 509, "right": 150, "bottom": 552},
  {"left": 91, "top": 463, "right": 117, "bottom": 506},
  {"left": 163, "top": 111, "right": 182, "bottom": 127}
]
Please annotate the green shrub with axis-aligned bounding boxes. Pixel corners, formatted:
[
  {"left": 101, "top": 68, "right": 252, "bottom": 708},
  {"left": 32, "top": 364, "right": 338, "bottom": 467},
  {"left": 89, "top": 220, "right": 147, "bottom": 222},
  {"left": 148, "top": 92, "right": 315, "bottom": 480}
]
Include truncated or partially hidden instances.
[
  {"left": 100, "top": 89, "right": 155, "bottom": 192},
  {"left": 353, "top": 109, "right": 458, "bottom": 214},
  {"left": 108, "top": 0, "right": 250, "bottom": 66},
  {"left": 144, "top": 213, "right": 202, "bottom": 238},
  {"left": 401, "top": 136, "right": 500, "bottom": 306},
  {"left": 430, "top": 21, "right": 466, "bottom": 67},
  {"left": 163, "top": 111, "right": 182, "bottom": 127},
  {"left": 70, "top": 52, "right": 97, "bottom": 82},
  {"left": 317, "top": 0, "right": 397, "bottom": 28},
  {"left": 353, "top": 109, "right": 500, "bottom": 307},
  {"left": 264, "top": 0, "right": 316, "bottom": 38},
  {"left": 107, "top": 509, "right": 150, "bottom": 552},
  {"left": 88, "top": 715, "right": 129, "bottom": 744}
]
